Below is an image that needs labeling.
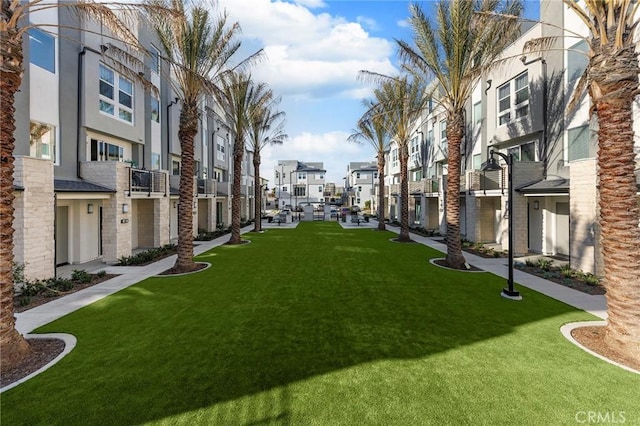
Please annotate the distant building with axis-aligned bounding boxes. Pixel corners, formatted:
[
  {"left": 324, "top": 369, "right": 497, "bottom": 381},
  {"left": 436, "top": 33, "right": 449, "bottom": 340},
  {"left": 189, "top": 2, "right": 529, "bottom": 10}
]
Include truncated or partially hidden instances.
[
  {"left": 274, "top": 160, "right": 326, "bottom": 208},
  {"left": 346, "top": 162, "right": 377, "bottom": 211}
]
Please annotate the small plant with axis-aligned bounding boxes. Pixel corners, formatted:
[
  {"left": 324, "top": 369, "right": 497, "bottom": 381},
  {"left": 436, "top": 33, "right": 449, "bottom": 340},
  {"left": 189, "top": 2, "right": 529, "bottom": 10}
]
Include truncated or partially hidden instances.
[
  {"left": 559, "top": 264, "right": 574, "bottom": 278},
  {"left": 581, "top": 273, "right": 601, "bottom": 286},
  {"left": 71, "top": 269, "right": 92, "bottom": 283},
  {"left": 46, "top": 277, "right": 74, "bottom": 292},
  {"left": 22, "top": 280, "right": 46, "bottom": 297},
  {"left": 12, "top": 262, "right": 27, "bottom": 285},
  {"left": 525, "top": 258, "right": 536, "bottom": 267},
  {"left": 97, "top": 270, "right": 107, "bottom": 278},
  {"left": 492, "top": 250, "right": 502, "bottom": 258},
  {"left": 537, "top": 258, "right": 554, "bottom": 271},
  {"left": 18, "top": 297, "right": 32, "bottom": 307},
  {"left": 117, "top": 244, "right": 177, "bottom": 266}
]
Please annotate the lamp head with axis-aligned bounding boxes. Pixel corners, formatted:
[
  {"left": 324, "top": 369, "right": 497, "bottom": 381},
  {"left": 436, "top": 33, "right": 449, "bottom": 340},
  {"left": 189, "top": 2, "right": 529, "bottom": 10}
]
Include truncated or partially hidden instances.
[{"left": 482, "top": 150, "right": 502, "bottom": 171}]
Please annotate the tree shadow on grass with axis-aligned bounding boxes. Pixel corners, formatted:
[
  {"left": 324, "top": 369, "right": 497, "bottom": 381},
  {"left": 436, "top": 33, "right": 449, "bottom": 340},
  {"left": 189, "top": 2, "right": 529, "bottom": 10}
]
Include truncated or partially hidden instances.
[{"left": 1, "top": 222, "right": 618, "bottom": 424}]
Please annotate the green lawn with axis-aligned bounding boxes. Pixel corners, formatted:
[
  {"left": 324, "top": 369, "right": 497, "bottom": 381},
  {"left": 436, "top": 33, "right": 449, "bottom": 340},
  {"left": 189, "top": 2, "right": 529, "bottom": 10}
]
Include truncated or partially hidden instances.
[{"left": 2, "top": 222, "right": 638, "bottom": 425}]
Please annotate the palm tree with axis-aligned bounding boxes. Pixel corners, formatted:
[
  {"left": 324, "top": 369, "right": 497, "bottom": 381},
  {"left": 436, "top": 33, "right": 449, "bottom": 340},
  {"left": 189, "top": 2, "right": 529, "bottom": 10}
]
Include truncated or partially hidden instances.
[
  {"left": 1, "top": 0, "right": 167, "bottom": 371},
  {"left": 216, "top": 72, "right": 273, "bottom": 244},
  {"left": 397, "top": 0, "right": 522, "bottom": 269},
  {"left": 150, "top": 0, "right": 253, "bottom": 271},
  {"left": 348, "top": 101, "right": 391, "bottom": 231},
  {"left": 359, "top": 74, "right": 427, "bottom": 242},
  {"left": 247, "top": 101, "right": 287, "bottom": 233},
  {"left": 549, "top": 0, "right": 639, "bottom": 360}
]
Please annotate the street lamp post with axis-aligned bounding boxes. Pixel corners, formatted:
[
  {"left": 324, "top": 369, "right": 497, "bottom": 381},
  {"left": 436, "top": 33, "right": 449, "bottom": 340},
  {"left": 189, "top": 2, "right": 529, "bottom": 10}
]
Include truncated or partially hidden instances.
[{"left": 483, "top": 149, "right": 522, "bottom": 300}]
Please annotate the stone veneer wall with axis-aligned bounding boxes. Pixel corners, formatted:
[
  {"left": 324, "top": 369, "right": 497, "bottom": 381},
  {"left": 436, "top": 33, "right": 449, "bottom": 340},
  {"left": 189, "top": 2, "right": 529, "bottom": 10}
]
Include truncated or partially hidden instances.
[
  {"left": 81, "top": 161, "right": 131, "bottom": 263},
  {"left": 154, "top": 197, "right": 170, "bottom": 246},
  {"left": 569, "top": 159, "right": 598, "bottom": 274},
  {"left": 13, "top": 156, "right": 55, "bottom": 280}
]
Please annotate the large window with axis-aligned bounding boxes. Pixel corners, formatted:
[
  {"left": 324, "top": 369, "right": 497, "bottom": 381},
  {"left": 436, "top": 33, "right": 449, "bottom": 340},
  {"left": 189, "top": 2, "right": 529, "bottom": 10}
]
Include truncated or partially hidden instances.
[
  {"left": 151, "top": 152, "right": 161, "bottom": 170},
  {"left": 150, "top": 97, "right": 160, "bottom": 123},
  {"left": 497, "top": 72, "right": 529, "bottom": 126},
  {"left": 473, "top": 101, "right": 482, "bottom": 124},
  {"left": 294, "top": 185, "right": 306, "bottom": 196},
  {"left": 216, "top": 140, "right": 225, "bottom": 161},
  {"left": 99, "top": 64, "right": 134, "bottom": 123},
  {"left": 568, "top": 125, "right": 592, "bottom": 161},
  {"left": 90, "top": 139, "right": 124, "bottom": 162},
  {"left": 507, "top": 141, "right": 536, "bottom": 162},
  {"left": 410, "top": 136, "right": 420, "bottom": 163},
  {"left": 440, "top": 120, "right": 448, "bottom": 153},
  {"left": 150, "top": 46, "right": 160, "bottom": 74},
  {"left": 29, "top": 121, "right": 56, "bottom": 162},
  {"left": 473, "top": 154, "right": 482, "bottom": 170},
  {"left": 28, "top": 28, "right": 55, "bottom": 73},
  {"left": 568, "top": 40, "right": 589, "bottom": 85},
  {"left": 392, "top": 148, "right": 398, "bottom": 168}
]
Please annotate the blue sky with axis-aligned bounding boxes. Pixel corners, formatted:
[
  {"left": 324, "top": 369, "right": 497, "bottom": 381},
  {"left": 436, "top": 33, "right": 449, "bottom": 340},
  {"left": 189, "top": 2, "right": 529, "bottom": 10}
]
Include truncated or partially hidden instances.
[{"left": 218, "top": 0, "right": 540, "bottom": 185}]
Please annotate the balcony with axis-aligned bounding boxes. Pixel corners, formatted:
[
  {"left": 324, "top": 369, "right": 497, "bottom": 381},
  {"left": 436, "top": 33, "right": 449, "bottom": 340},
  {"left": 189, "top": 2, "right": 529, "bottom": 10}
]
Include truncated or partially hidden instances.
[
  {"left": 129, "top": 168, "right": 167, "bottom": 196},
  {"left": 409, "top": 181, "right": 423, "bottom": 195},
  {"left": 197, "top": 178, "right": 216, "bottom": 196},
  {"left": 424, "top": 178, "right": 439, "bottom": 193},
  {"left": 465, "top": 169, "right": 504, "bottom": 191}
]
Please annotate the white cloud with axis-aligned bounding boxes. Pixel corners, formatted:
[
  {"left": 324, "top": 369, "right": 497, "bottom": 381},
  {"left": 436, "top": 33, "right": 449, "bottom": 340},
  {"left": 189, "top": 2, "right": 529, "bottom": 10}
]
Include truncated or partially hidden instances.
[
  {"left": 218, "top": 0, "right": 396, "bottom": 100},
  {"left": 397, "top": 18, "right": 410, "bottom": 28},
  {"left": 356, "top": 15, "right": 379, "bottom": 31},
  {"left": 293, "top": 0, "right": 326, "bottom": 8}
]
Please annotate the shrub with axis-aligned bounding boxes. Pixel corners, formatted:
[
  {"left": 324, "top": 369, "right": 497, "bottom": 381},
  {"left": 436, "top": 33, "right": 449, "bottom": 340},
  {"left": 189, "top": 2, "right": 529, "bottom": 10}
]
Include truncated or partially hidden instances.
[
  {"left": 97, "top": 270, "right": 107, "bottom": 278},
  {"left": 581, "top": 273, "right": 601, "bottom": 286},
  {"left": 537, "top": 258, "right": 553, "bottom": 271},
  {"left": 559, "top": 264, "right": 574, "bottom": 278},
  {"left": 12, "top": 262, "right": 27, "bottom": 285},
  {"left": 71, "top": 269, "right": 92, "bottom": 283},
  {"left": 525, "top": 259, "right": 536, "bottom": 267},
  {"left": 22, "top": 280, "right": 46, "bottom": 297},
  {"left": 18, "top": 297, "right": 31, "bottom": 307},
  {"left": 117, "top": 244, "right": 177, "bottom": 266}
]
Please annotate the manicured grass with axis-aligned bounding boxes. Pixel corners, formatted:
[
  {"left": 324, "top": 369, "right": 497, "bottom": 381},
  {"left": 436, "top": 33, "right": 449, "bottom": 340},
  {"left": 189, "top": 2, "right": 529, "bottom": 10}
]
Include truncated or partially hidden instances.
[{"left": 2, "top": 222, "right": 638, "bottom": 424}]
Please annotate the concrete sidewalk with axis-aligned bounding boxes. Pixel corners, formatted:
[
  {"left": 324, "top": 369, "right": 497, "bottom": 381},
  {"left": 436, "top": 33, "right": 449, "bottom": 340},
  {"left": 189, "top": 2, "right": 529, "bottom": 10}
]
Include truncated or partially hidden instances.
[
  {"left": 16, "top": 221, "right": 607, "bottom": 335},
  {"left": 379, "top": 221, "right": 607, "bottom": 320}
]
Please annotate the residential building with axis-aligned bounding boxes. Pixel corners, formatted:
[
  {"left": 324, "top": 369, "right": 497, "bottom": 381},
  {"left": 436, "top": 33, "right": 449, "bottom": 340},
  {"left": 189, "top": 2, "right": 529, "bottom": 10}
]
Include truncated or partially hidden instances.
[
  {"left": 12, "top": 6, "right": 251, "bottom": 280},
  {"left": 346, "top": 162, "right": 377, "bottom": 212},
  {"left": 274, "top": 161, "right": 326, "bottom": 209}
]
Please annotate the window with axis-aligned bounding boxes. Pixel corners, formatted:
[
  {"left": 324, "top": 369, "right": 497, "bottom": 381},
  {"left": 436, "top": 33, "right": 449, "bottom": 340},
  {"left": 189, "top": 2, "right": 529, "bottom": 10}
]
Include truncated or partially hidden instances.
[
  {"left": 90, "top": 139, "right": 124, "bottom": 162},
  {"left": 356, "top": 172, "right": 361, "bottom": 179},
  {"left": 410, "top": 136, "right": 420, "bottom": 163},
  {"left": 99, "top": 64, "right": 134, "bottom": 123},
  {"left": 298, "top": 173, "right": 305, "bottom": 180},
  {"left": 473, "top": 101, "right": 482, "bottom": 123},
  {"left": 568, "top": 40, "right": 589, "bottom": 85},
  {"left": 568, "top": 125, "right": 592, "bottom": 161},
  {"left": 358, "top": 186, "right": 362, "bottom": 192},
  {"left": 151, "top": 152, "right": 160, "bottom": 170},
  {"left": 151, "top": 97, "right": 160, "bottom": 123},
  {"left": 28, "top": 28, "right": 55, "bottom": 73},
  {"left": 473, "top": 154, "right": 482, "bottom": 170},
  {"left": 282, "top": 186, "right": 287, "bottom": 192},
  {"left": 374, "top": 172, "right": 378, "bottom": 179},
  {"left": 498, "top": 72, "right": 529, "bottom": 126},
  {"left": 317, "top": 174, "right": 324, "bottom": 179},
  {"left": 150, "top": 46, "right": 160, "bottom": 74},
  {"left": 29, "top": 121, "right": 56, "bottom": 162},
  {"left": 413, "top": 170, "right": 422, "bottom": 181},
  {"left": 498, "top": 83, "right": 511, "bottom": 125},
  {"left": 294, "top": 186, "right": 306, "bottom": 196},
  {"left": 507, "top": 142, "right": 536, "bottom": 162},
  {"left": 392, "top": 148, "right": 398, "bottom": 167},
  {"left": 318, "top": 186, "right": 322, "bottom": 192},
  {"left": 216, "top": 141, "right": 225, "bottom": 161},
  {"left": 172, "top": 160, "right": 180, "bottom": 175},
  {"left": 356, "top": 198, "right": 361, "bottom": 204},
  {"left": 440, "top": 120, "right": 447, "bottom": 142}
]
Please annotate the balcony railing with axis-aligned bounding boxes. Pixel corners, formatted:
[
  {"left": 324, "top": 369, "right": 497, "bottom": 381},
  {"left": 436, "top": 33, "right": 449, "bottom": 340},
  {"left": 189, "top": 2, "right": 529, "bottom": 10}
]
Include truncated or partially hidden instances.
[
  {"left": 130, "top": 168, "right": 167, "bottom": 196},
  {"left": 216, "top": 180, "right": 230, "bottom": 196},
  {"left": 465, "top": 169, "right": 504, "bottom": 191},
  {"left": 197, "top": 178, "right": 216, "bottom": 195},
  {"left": 424, "top": 178, "right": 439, "bottom": 193}
]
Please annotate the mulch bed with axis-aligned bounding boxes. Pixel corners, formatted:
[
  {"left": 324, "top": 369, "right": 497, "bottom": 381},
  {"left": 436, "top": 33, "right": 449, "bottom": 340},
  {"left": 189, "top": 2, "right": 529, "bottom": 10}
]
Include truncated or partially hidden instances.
[
  {"left": 0, "top": 338, "right": 66, "bottom": 388},
  {"left": 513, "top": 264, "right": 605, "bottom": 295},
  {"left": 158, "top": 262, "right": 208, "bottom": 276},
  {"left": 572, "top": 326, "right": 640, "bottom": 372},
  {"left": 14, "top": 274, "right": 119, "bottom": 313}
]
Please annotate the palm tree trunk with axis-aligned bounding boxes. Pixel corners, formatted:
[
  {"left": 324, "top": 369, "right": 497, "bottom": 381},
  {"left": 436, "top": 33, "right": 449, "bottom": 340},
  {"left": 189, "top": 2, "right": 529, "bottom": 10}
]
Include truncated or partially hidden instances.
[
  {"left": 229, "top": 136, "right": 243, "bottom": 244},
  {"left": 592, "top": 49, "right": 640, "bottom": 360},
  {"left": 377, "top": 155, "right": 386, "bottom": 231},
  {"left": 445, "top": 114, "right": 466, "bottom": 269},
  {"left": 0, "top": 10, "right": 32, "bottom": 370},
  {"left": 174, "top": 104, "right": 198, "bottom": 272},
  {"left": 398, "top": 144, "right": 410, "bottom": 242},
  {"left": 253, "top": 152, "right": 261, "bottom": 232}
]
